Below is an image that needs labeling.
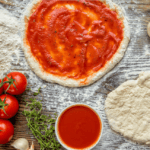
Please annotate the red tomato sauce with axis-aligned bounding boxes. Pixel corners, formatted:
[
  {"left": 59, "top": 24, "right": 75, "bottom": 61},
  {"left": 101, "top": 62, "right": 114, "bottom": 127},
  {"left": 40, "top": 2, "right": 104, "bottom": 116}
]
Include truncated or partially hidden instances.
[
  {"left": 27, "top": 0, "right": 123, "bottom": 81},
  {"left": 57, "top": 105, "right": 102, "bottom": 149}
]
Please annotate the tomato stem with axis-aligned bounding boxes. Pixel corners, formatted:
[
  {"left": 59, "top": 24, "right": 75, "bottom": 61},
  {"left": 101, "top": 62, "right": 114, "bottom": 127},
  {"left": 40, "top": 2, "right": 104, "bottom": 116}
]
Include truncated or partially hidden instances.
[
  {"left": 0, "top": 97, "right": 8, "bottom": 116},
  {"left": 0, "top": 79, "right": 4, "bottom": 88},
  {"left": 4, "top": 76, "right": 18, "bottom": 93},
  {"left": 0, "top": 76, "right": 18, "bottom": 94}
]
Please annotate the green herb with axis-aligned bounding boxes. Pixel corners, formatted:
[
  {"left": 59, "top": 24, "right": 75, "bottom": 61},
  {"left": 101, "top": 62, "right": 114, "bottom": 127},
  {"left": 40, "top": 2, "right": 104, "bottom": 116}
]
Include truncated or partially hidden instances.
[
  {"left": 23, "top": 97, "right": 27, "bottom": 103},
  {"left": 26, "top": 88, "right": 31, "bottom": 91},
  {"left": 54, "top": 30, "right": 57, "bottom": 33},
  {"left": 33, "top": 87, "right": 41, "bottom": 96},
  {"left": 49, "top": 61, "right": 52, "bottom": 65},
  {"left": 23, "top": 98, "right": 61, "bottom": 150}
]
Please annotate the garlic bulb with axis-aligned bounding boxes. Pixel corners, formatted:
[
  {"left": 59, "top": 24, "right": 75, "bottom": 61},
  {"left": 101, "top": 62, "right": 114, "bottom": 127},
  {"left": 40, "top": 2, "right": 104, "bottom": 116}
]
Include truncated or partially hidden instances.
[
  {"left": 147, "top": 22, "right": 150, "bottom": 37},
  {"left": 29, "top": 142, "right": 34, "bottom": 150},
  {"left": 11, "top": 138, "right": 34, "bottom": 150}
]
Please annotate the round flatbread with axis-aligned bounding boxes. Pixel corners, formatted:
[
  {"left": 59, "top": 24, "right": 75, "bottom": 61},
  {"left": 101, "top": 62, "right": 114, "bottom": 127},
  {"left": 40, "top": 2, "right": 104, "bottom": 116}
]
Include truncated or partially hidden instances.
[
  {"left": 105, "top": 72, "right": 150, "bottom": 145},
  {"left": 22, "top": 0, "right": 130, "bottom": 87}
]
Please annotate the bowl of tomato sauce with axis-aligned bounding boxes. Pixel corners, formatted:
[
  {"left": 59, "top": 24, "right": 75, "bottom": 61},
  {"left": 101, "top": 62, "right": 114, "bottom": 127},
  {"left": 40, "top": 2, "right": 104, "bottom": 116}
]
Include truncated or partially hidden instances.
[{"left": 55, "top": 104, "right": 103, "bottom": 150}]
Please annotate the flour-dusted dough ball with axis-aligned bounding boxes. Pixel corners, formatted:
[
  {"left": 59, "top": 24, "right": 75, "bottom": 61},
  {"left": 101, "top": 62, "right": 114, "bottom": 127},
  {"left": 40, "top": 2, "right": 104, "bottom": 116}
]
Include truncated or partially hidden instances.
[{"left": 105, "top": 72, "right": 150, "bottom": 145}]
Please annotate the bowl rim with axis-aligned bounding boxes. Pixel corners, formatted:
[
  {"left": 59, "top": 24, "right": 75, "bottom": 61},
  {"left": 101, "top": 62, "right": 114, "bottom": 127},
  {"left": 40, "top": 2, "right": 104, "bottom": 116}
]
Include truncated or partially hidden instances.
[{"left": 55, "top": 103, "right": 103, "bottom": 150}]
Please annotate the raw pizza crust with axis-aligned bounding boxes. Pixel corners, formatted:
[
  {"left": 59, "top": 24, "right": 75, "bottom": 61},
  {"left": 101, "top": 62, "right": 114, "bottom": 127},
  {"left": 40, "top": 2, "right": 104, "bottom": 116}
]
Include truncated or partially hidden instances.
[
  {"left": 21, "top": 0, "right": 130, "bottom": 87},
  {"left": 105, "top": 72, "right": 150, "bottom": 145}
]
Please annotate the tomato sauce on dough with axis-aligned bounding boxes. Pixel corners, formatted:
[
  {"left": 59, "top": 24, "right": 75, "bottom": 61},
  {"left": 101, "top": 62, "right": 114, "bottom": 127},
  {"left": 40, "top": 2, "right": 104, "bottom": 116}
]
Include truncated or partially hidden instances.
[
  {"left": 57, "top": 105, "right": 102, "bottom": 149},
  {"left": 27, "top": 0, "right": 123, "bottom": 81}
]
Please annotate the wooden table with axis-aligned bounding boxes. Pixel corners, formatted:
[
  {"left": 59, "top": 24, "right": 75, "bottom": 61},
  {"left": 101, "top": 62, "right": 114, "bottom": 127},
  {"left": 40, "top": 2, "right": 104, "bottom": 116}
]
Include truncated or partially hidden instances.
[{"left": 0, "top": 0, "right": 150, "bottom": 149}]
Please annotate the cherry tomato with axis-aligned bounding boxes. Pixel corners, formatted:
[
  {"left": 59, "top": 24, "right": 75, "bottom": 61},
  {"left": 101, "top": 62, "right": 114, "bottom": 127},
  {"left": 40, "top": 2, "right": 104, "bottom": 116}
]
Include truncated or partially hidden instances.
[
  {"left": 0, "top": 94, "right": 19, "bottom": 119},
  {"left": 0, "top": 79, "right": 4, "bottom": 95},
  {"left": 3, "top": 72, "right": 27, "bottom": 95},
  {"left": 0, "top": 119, "right": 14, "bottom": 144}
]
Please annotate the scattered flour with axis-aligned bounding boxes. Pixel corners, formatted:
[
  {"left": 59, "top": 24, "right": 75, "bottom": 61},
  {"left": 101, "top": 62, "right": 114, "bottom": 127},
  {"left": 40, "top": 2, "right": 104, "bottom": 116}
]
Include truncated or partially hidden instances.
[{"left": 0, "top": 8, "right": 20, "bottom": 78}]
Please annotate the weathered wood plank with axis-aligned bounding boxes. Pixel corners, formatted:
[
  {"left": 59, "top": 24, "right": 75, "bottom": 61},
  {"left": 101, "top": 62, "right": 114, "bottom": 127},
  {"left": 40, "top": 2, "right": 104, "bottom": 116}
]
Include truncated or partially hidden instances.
[
  {"left": 1, "top": 0, "right": 150, "bottom": 150},
  {"left": 0, "top": 0, "right": 14, "bottom": 6}
]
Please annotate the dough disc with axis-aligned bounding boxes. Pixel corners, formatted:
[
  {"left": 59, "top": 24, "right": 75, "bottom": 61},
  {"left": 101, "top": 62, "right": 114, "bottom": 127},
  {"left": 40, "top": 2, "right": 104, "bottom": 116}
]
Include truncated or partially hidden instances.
[{"left": 105, "top": 72, "right": 150, "bottom": 145}]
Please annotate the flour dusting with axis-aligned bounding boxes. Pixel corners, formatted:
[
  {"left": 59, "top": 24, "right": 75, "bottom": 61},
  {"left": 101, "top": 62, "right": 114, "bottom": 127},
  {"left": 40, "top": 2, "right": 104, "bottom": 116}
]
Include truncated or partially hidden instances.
[{"left": 0, "top": 8, "right": 20, "bottom": 78}]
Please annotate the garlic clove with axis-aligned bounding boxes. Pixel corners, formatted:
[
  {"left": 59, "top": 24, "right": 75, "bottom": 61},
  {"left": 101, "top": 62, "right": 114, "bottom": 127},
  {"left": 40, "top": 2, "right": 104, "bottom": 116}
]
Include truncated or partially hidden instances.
[
  {"left": 11, "top": 138, "right": 29, "bottom": 150},
  {"left": 29, "top": 142, "right": 34, "bottom": 150},
  {"left": 147, "top": 22, "right": 150, "bottom": 37}
]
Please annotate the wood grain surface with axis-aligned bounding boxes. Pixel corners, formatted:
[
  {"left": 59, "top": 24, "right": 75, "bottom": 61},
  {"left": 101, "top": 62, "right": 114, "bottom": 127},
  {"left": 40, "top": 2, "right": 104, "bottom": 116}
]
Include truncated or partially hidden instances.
[{"left": 0, "top": 0, "right": 150, "bottom": 150}]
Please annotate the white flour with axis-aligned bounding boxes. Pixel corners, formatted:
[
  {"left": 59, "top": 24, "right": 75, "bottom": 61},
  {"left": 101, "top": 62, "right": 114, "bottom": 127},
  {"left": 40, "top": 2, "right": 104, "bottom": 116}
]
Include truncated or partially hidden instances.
[{"left": 0, "top": 8, "right": 20, "bottom": 78}]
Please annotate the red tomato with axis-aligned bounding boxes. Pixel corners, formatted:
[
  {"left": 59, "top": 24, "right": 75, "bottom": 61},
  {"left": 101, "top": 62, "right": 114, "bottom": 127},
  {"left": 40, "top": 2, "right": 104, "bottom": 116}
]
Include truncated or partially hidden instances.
[
  {"left": 0, "top": 94, "right": 19, "bottom": 119},
  {"left": 3, "top": 72, "right": 27, "bottom": 95},
  {"left": 0, "top": 79, "right": 4, "bottom": 95},
  {"left": 0, "top": 119, "right": 14, "bottom": 144}
]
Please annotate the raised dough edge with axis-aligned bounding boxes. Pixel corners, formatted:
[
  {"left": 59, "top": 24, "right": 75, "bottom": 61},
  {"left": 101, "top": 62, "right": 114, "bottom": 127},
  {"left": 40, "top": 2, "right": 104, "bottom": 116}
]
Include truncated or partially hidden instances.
[{"left": 21, "top": 0, "right": 130, "bottom": 87}]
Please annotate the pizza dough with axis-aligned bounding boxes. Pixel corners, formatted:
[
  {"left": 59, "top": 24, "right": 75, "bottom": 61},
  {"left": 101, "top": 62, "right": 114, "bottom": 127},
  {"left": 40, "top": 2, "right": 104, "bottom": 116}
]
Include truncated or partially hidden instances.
[
  {"left": 22, "top": 0, "right": 130, "bottom": 87},
  {"left": 105, "top": 72, "right": 150, "bottom": 145}
]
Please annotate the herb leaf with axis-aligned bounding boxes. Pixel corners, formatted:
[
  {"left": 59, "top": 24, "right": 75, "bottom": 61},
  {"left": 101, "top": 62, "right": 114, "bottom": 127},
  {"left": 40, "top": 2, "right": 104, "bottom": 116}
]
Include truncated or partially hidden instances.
[
  {"left": 26, "top": 88, "right": 31, "bottom": 91},
  {"left": 34, "top": 87, "right": 41, "bottom": 96},
  {"left": 23, "top": 98, "right": 61, "bottom": 150}
]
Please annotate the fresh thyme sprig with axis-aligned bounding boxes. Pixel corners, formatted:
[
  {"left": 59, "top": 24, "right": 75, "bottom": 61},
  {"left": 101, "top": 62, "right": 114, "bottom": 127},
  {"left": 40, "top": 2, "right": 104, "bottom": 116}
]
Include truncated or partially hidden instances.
[
  {"left": 33, "top": 87, "right": 41, "bottom": 96},
  {"left": 22, "top": 97, "right": 61, "bottom": 150}
]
